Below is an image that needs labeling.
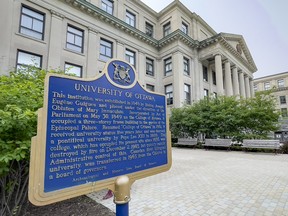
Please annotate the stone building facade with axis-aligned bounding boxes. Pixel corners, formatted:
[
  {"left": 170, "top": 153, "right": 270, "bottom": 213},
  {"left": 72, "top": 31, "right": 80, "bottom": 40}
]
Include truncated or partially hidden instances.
[
  {"left": 0, "top": 0, "right": 257, "bottom": 108},
  {"left": 254, "top": 72, "right": 288, "bottom": 142}
]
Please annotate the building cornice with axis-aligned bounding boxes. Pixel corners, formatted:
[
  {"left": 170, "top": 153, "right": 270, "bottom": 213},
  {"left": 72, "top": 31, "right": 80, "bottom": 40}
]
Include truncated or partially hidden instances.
[
  {"left": 158, "top": 29, "right": 199, "bottom": 48},
  {"left": 60, "top": 0, "right": 256, "bottom": 73},
  {"left": 62, "top": 0, "right": 158, "bottom": 47},
  {"left": 254, "top": 71, "right": 288, "bottom": 81}
]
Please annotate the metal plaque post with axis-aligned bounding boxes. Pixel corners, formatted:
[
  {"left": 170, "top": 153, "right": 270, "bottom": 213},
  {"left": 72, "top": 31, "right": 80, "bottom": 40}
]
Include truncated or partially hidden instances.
[{"left": 114, "top": 175, "right": 131, "bottom": 216}]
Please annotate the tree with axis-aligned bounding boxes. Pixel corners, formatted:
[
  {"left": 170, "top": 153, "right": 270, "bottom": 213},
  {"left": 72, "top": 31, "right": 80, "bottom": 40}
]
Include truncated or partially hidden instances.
[
  {"left": 0, "top": 67, "right": 63, "bottom": 216},
  {"left": 170, "top": 93, "right": 280, "bottom": 141},
  {"left": 237, "top": 90, "right": 280, "bottom": 138}
]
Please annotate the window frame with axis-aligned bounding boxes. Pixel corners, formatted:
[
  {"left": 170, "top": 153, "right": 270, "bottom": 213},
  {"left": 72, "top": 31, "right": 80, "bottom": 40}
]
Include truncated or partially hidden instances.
[
  {"left": 204, "top": 88, "right": 209, "bottom": 97},
  {"left": 125, "top": 49, "right": 136, "bottom": 67},
  {"left": 19, "top": 5, "right": 45, "bottom": 40},
  {"left": 184, "top": 83, "right": 191, "bottom": 105},
  {"left": 181, "top": 22, "right": 188, "bottom": 34},
  {"left": 146, "top": 84, "right": 155, "bottom": 92},
  {"left": 183, "top": 57, "right": 190, "bottom": 76},
  {"left": 277, "top": 79, "right": 284, "bottom": 88},
  {"left": 264, "top": 82, "right": 270, "bottom": 90},
  {"left": 163, "top": 22, "right": 171, "bottom": 37},
  {"left": 125, "top": 10, "right": 136, "bottom": 27},
  {"left": 165, "top": 84, "right": 173, "bottom": 105},
  {"left": 101, "top": 0, "right": 113, "bottom": 15},
  {"left": 66, "top": 25, "right": 84, "bottom": 53},
  {"left": 280, "top": 96, "right": 287, "bottom": 105},
  {"left": 99, "top": 38, "right": 113, "bottom": 61},
  {"left": 16, "top": 50, "right": 42, "bottom": 70},
  {"left": 164, "top": 57, "right": 172, "bottom": 76},
  {"left": 145, "top": 22, "right": 153, "bottom": 37},
  {"left": 212, "top": 71, "right": 216, "bottom": 85},
  {"left": 64, "top": 62, "right": 83, "bottom": 78},
  {"left": 203, "top": 66, "right": 208, "bottom": 82},
  {"left": 146, "top": 57, "right": 154, "bottom": 76}
]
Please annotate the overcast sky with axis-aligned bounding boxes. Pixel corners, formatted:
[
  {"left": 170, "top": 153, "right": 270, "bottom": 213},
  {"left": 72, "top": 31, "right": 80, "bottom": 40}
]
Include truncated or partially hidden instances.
[{"left": 141, "top": 0, "right": 288, "bottom": 78}]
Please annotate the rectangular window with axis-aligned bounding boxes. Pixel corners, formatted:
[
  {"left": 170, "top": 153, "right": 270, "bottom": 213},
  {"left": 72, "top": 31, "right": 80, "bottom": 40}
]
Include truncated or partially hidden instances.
[
  {"left": 164, "top": 57, "right": 172, "bottom": 76},
  {"left": 163, "top": 22, "right": 171, "bottom": 37},
  {"left": 101, "top": 0, "right": 113, "bottom": 15},
  {"left": 65, "top": 63, "right": 82, "bottom": 77},
  {"left": 183, "top": 57, "right": 190, "bottom": 76},
  {"left": 280, "top": 96, "right": 287, "bottom": 104},
  {"left": 16, "top": 50, "right": 42, "bottom": 70},
  {"left": 213, "top": 92, "right": 217, "bottom": 98},
  {"left": 281, "top": 108, "right": 288, "bottom": 117},
  {"left": 146, "top": 58, "right": 154, "bottom": 76},
  {"left": 181, "top": 22, "right": 188, "bottom": 34},
  {"left": 146, "top": 84, "right": 155, "bottom": 92},
  {"left": 165, "top": 84, "right": 173, "bottom": 105},
  {"left": 254, "top": 84, "right": 258, "bottom": 92},
  {"left": 277, "top": 79, "right": 284, "bottom": 88},
  {"left": 125, "top": 49, "right": 135, "bottom": 67},
  {"left": 126, "top": 10, "right": 135, "bottom": 27},
  {"left": 203, "top": 66, "right": 208, "bottom": 82},
  {"left": 66, "top": 25, "right": 84, "bottom": 53},
  {"left": 20, "top": 6, "right": 45, "bottom": 40},
  {"left": 212, "top": 71, "right": 216, "bottom": 85},
  {"left": 204, "top": 89, "right": 209, "bottom": 97},
  {"left": 184, "top": 84, "right": 191, "bottom": 104},
  {"left": 145, "top": 22, "right": 153, "bottom": 37},
  {"left": 264, "top": 82, "right": 270, "bottom": 90},
  {"left": 100, "top": 38, "right": 113, "bottom": 61}
]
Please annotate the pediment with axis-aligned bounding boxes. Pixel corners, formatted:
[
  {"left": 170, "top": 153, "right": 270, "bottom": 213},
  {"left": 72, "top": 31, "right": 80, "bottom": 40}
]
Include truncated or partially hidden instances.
[{"left": 220, "top": 33, "right": 257, "bottom": 71}]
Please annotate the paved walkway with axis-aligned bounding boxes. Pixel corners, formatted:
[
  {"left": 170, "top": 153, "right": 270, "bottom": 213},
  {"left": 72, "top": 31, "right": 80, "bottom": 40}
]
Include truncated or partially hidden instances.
[{"left": 88, "top": 148, "right": 288, "bottom": 216}]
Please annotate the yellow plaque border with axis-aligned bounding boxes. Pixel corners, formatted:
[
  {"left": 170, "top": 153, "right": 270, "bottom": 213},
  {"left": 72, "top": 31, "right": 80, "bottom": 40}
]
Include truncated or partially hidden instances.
[{"left": 28, "top": 59, "right": 172, "bottom": 206}]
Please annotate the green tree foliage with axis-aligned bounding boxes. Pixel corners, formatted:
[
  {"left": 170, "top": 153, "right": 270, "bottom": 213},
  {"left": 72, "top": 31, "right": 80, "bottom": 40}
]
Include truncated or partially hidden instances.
[
  {"left": 0, "top": 67, "right": 63, "bottom": 215},
  {"left": 170, "top": 93, "right": 280, "bottom": 140}
]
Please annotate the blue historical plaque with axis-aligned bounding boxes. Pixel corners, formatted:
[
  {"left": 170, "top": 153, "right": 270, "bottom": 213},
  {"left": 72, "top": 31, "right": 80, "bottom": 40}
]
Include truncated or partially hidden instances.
[{"left": 29, "top": 59, "right": 171, "bottom": 205}]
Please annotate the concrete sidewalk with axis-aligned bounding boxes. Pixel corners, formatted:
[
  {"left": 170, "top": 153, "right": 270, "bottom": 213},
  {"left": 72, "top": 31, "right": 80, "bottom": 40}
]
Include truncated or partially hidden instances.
[{"left": 88, "top": 148, "right": 288, "bottom": 216}]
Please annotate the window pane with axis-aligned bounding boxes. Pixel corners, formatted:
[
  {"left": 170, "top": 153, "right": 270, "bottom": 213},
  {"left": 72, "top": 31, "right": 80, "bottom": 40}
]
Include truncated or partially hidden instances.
[
  {"left": 65, "top": 63, "right": 82, "bottom": 77},
  {"left": 20, "top": 7, "right": 44, "bottom": 39},
  {"left": 68, "top": 26, "right": 82, "bottom": 36},
  {"left": 75, "top": 36, "right": 82, "bottom": 46},
  {"left": 126, "top": 11, "right": 135, "bottom": 27},
  {"left": 33, "top": 19, "right": 43, "bottom": 32},
  {"left": 21, "top": 15, "right": 32, "bottom": 28},
  {"left": 278, "top": 79, "right": 284, "bottom": 88},
  {"left": 18, "top": 51, "right": 41, "bottom": 66},
  {"left": 66, "top": 25, "right": 84, "bottom": 53}
]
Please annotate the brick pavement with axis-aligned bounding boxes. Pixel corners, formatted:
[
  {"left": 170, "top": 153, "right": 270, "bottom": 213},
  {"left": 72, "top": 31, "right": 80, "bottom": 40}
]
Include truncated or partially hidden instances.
[{"left": 88, "top": 148, "right": 288, "bottom": 215}]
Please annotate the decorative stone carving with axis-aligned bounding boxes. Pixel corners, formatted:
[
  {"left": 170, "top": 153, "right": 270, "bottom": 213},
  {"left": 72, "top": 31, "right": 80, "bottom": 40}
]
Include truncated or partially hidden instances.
[{"left": 236, "top": 43, "right": 242, "bottom": 55}]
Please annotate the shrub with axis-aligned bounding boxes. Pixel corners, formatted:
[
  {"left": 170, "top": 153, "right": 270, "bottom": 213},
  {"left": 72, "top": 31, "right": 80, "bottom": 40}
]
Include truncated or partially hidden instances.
[{"left": 0, "top": 67, "right": 63, "bottom": 216}]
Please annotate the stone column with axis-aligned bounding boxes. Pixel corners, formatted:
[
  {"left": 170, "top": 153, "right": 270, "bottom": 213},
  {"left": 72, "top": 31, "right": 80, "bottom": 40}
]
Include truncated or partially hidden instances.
[
  {"left": 47, "top": 10, "right": 64, "bottom": 70},
  {"left": 245, "top": 75, "right": 251, "bottom": 98},
  {"left": 232, "top": 66, "right": 240, "bottom": 98},
  {"left": 192, "top": 57, "right": 203, "bottom": 100},
  {"left": 224, "top": 60, "right": 233, "bottom": 96},
  {"left": 215, "top": 54, "right": 224, "bottom": 95},
  {"left": 250, "top": 79, "right": 255, "bottom": 97},
  {"left": 86, "top": 28, "right": 98, "bottom": 78},
  {"left": 239, "top": 71, "right": 246, "bottom": 98},
  {"left": 173, "top": 51, "right": 183, "bottom": 107},
  {"left": 0, "top": 0, "right": 13, "bottom": 74}
]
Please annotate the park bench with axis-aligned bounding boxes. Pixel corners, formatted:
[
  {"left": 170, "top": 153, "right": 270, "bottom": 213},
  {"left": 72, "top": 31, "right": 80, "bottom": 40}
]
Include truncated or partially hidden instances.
[
  {"left": 242, "top": 139, "right": 280, "bottom": 154},
  {"left": 202, "top": 139, "right": 232, "bottom": 150},
  {"left": 175, "top": 138, "right": 198, "bottom": 147}
]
